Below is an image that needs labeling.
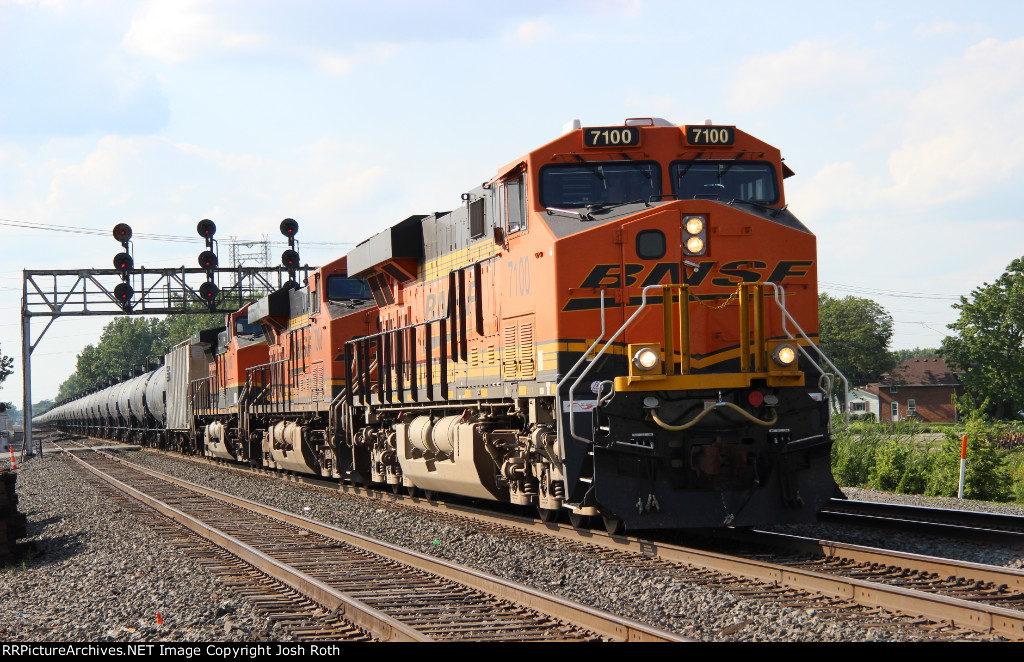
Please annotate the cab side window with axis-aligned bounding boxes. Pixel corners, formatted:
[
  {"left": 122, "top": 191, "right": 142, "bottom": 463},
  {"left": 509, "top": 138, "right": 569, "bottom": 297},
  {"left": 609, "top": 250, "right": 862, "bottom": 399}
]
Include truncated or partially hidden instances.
[{"left": 505, "top": 172, "right": 527, "bottom": 234}]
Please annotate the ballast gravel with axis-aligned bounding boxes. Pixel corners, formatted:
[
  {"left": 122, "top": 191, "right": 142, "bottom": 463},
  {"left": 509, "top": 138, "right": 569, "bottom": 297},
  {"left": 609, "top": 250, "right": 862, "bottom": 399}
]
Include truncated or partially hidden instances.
[{"left": 3, "top": 448, "right": 1023, "bottom": 642}]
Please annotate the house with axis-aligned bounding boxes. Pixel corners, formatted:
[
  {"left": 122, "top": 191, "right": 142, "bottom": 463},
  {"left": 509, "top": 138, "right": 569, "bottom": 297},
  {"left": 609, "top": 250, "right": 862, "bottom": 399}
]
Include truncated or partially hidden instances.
[
  {"left": 863, "top": 357, "right": 964, "bottom": 423},
  {"left": 848, "top": 387, "right": 880, "bottom": 419}
]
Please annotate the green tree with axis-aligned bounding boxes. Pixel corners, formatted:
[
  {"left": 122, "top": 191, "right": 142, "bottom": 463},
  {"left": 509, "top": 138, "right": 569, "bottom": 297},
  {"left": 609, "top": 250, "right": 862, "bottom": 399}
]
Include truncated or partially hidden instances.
[
  {"left": 56, "top": 317, "right": 170, "bottom": 401},
  {"left": 818, "top": 294, "right": 897, "bottom": 388},
  {"left": 0, "top": 341, "right": 13, "bottom": 387},
  {"left": 892, "top": 347, "right": 939, "bottom": 362},
  {"left": 164, "top": 309, "right": 225, "bottom": 347},
  {"left": 940, "top": 257, "right": 1024, "bottom": 419}
]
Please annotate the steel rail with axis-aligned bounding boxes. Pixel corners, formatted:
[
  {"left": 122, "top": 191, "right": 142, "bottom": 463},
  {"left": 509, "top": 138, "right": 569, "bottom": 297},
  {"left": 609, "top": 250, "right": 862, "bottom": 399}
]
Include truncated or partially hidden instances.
[
  {"left": 728, "top": 529, "right": 1024, "bottom": 591},
  {"left": 77, "top": 448, "right": 689, "bottom": 643},
  {"left": 61, "top": 448, "right": 429, "bottom": 642},
  {"left": 819, "top": 499, "right": 1024, "bottom": 545},
  {"left": 67, "top": 441, "right": 1024, "bottom": 639},
  {"left": 319, "top": 483, "right": 1024, "bottom": 640}
]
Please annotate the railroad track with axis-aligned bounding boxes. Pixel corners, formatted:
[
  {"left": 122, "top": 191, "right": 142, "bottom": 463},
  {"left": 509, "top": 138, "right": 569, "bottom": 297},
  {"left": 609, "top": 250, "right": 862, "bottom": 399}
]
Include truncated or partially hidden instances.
[
  {"left": 819, "top": 498, "right": 1024, "bottom": 546},
  {"left": 49, "top": 436, "right": 1024, "bottom": 640},
  {"left": 53, "top": 444, "right": 686, "bottom": 642}
]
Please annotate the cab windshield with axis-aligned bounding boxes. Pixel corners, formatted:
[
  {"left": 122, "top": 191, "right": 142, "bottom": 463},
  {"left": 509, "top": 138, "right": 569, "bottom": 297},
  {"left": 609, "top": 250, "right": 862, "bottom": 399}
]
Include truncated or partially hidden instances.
[
  {"left": 671, "top": 161, "right": 778, "bottom": 203},
  {"left": 235, "top": 319, "right": 262, "bottom": 336},
  {"left": 540, "top": 161, "right": 661, "bottom": 208},
  {"left": 327, "top": 276, "right": 373, "bottom": 301}
]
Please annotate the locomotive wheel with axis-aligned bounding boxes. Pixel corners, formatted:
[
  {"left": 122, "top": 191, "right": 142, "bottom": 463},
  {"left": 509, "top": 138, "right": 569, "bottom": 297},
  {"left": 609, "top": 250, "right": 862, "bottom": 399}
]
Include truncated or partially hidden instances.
[
  {"left": 390, "top": 483, "right": 403, "bottom": 495},
  {"left": 568, "top": 512, "right": 591, "bottom": 529},
  {"left": 603, "top": 515, "right": 625, "bottom": 536},
  {"left": 423, "top": 489, "right": 437, "bottom": 502},
  {"left": 537, "top": 507, "right": 560, "bottom": 524},
  {"left": 405, "top": 485, "right": 422, "bottom": 498}
]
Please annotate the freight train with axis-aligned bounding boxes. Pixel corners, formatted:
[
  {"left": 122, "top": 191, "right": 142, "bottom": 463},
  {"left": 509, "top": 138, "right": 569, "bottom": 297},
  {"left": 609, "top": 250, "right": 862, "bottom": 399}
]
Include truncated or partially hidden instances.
[{"left": 36, "top": 118, "right": 845, "bottom": 533}]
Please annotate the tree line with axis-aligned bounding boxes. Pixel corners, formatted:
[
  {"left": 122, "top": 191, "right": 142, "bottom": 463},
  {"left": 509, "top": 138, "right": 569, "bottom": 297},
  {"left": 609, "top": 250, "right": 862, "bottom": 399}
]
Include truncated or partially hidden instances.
[{"left": 54, "top": 310, "right": 224, "bottom": 402}]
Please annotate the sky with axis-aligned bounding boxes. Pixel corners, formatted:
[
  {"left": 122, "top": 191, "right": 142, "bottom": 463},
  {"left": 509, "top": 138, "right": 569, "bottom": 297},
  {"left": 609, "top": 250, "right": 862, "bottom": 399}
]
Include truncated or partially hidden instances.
[{"left": 2, "top": 0, "right": 1023, "bottom": 410}]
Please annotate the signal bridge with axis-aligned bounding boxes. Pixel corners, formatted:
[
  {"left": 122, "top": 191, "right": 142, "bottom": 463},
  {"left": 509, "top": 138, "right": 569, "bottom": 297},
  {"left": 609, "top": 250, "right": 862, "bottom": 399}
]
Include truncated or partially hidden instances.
[{"left": 19, "top": 218, "right": 310, "bottom": 454}]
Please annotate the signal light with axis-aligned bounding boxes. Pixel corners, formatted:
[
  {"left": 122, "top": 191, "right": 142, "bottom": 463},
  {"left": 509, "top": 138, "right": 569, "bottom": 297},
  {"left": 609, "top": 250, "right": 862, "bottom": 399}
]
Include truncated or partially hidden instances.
[
  {"left": 113, "top": 223, "right": 133, "bottom": 243},
  {"left": 198, "top": 251, "right": 218, "bottom": 270},
  {"left": 199, "top": 281, "right": 219, "bottom": 300},
  {"left": 280, "top": 218, "right": 298, "bottom": 237},
  {"left": 281, "top": 249, "right": 299, "bottom": 268},
  {"left": 113, "top": 252, "right": 134, "bottom": 273},
  {"left": 114, "top": 282, "right": 133, "bottom": 303},
  {"left": 197, "top": 219, "right": 217, "bottom": 239}
]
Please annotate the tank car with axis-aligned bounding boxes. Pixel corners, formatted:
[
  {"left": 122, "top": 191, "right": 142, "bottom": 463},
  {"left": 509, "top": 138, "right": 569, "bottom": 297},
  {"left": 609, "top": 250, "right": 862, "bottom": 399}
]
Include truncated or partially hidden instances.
[
  {"left": 35, "top": 332, "right": 216, "bottom": 452},
  {"left": 337, "top": 118, "right": 842, "bottom": 532}
]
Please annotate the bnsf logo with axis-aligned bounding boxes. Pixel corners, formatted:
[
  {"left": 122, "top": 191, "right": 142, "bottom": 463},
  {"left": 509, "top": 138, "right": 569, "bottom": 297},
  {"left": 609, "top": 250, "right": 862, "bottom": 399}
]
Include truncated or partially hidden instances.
[{"left": 564, "top": 260, "right": 813, "bottom": 311}]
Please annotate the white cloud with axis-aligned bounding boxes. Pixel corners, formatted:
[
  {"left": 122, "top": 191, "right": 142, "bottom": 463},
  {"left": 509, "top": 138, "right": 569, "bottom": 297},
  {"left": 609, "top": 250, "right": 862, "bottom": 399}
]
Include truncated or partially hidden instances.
[
  {"left": 121, "top": 0, "right": 265, "bottom": 64},
  {"left": 912, "top": 20, "right": 989, "bottom": 38},
  {"left": 726, "top": 40, "right": 872, "bottom": 112},
  {"left": 786, "top": 161, "right": 879, "bottom": 219},
  {"left": 314, "top": 44, "right": 400, "bottom": 77},
  {"left": 883, "top": 37, "right": 1024, "bottom": 204},
  {"left": 512, "top": 20, "right": 553, "bottom": 43}
]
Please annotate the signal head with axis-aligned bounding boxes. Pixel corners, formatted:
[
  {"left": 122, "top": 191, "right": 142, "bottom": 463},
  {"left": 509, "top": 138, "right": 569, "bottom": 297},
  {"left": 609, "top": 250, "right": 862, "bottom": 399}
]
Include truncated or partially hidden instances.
[
  {"left": 113, "top": 252, "right": 134, "bottom": 273},
  {"left": 198, "top": 250, "right": 219, "bottom": 270},
  {"left": 199, "top": 281, "right": 219, "bottom": 301},
  {"left": 197, "top": 219, "right": 217, "bottom": 239},
  {"left": 280, "top": 218, "right": 298, "bottom": 237},
  {"left": 114, "top": 282, "right": 134, "bottom": 304},
  {"left": 113, "top": 223, "right": 133, "bottom": 243},
  {"left": 281, "top": 249, "right": 299, "bottom": 268}
]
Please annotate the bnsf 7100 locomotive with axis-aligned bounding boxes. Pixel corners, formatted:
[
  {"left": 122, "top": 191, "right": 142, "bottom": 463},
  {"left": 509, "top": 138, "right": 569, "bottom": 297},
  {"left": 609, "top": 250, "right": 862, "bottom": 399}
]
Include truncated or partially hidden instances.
[{"left": 37, "top": 118, "right": 843, "bottom": 533}]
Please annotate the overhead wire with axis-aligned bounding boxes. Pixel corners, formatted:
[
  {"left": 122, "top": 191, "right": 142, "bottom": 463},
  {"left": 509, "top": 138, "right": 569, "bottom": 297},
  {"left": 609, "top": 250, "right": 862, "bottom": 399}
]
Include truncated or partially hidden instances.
[{"left": 0, "top": 217, "right": 356, "bottom": 247}]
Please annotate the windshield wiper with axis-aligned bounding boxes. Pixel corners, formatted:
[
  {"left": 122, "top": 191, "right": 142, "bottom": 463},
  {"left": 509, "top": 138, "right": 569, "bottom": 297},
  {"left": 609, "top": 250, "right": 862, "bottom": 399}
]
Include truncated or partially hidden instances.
[
  {"left": 728, "top": 198, "right": 788, "bottom": 218},
  {"left": 618, "top": 154, "right": 653, "bottom": 180},
  {"left": 545, "top": 207, "right": 585, "bottom": 219}
]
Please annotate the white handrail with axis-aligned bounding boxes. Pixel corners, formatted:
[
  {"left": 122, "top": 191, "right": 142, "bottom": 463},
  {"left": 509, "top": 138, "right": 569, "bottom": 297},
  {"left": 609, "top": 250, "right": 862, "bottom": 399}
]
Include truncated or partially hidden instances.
[
  {"left": 764, "top": 282, "right": 850, "bottom": 434},
  {"left": 564, "top": 284, "right": 663, "bottom": 443}
]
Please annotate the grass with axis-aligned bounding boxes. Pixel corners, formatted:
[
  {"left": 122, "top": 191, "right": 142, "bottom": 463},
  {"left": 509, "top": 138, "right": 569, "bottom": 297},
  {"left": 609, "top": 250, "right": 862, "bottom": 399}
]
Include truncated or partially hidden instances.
[{"left": 831, "top": 416, "right": 1024, "bottom": 503}]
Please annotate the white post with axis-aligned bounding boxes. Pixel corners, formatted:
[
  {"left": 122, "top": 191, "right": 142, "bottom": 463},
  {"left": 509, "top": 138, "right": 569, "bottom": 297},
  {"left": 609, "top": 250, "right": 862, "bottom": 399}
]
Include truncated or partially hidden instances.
[{"left": 957, "top": 434, "right": 968, "bottom": 499}]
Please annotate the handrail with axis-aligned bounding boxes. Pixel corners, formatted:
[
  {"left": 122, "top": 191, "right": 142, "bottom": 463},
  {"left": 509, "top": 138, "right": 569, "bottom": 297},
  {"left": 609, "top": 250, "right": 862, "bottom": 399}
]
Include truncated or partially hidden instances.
[
  {"left": 764, "top": 282, "right": 850, "bottom": 434},
  {"left": 565, "top": 284, "right": 663, "bottom": 443},
  {"left": 558, "top": 281, "right": 850, "bottom": 445}
]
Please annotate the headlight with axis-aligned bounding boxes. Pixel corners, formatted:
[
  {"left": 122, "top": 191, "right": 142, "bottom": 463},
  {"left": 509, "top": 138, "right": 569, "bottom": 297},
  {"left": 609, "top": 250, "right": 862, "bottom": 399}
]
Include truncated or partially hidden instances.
[
  {"left": 633, "top": 347, "right": 660, "bottom": 371},
  {"left": 772, "top": 344, "right": 798, "bottom": 367},
  {"left": 683, "top": 215, "right": 706, "bottom": 255}
]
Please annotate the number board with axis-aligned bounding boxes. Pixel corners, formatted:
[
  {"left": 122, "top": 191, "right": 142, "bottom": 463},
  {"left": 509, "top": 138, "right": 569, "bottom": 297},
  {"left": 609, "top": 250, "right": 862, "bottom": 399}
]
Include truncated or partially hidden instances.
[
  {"left": 583, "top": 126, "right": 641, "bottom": 148},
  {"left": 685, "top": 126, "right": 735, "bottom": 146}
]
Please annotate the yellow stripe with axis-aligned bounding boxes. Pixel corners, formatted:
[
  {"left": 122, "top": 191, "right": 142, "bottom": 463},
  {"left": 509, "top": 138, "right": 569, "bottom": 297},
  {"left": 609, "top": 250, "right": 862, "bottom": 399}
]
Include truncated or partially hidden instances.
[{"left": 421, "top": 238, "right": 501, "bottom": 282}]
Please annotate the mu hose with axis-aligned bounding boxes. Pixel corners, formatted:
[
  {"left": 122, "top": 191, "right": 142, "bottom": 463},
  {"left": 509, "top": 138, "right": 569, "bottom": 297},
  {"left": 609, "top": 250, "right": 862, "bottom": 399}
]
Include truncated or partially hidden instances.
[{"left": 651, "top": 401, "right": 778, "bottom": 431}]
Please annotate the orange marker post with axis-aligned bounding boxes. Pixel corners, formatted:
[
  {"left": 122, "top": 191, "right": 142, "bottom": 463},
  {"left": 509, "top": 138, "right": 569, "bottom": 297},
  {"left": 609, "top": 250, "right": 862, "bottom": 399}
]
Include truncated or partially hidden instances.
[
  {"left": 957, "top": 434, "right": 968, "bottom": 499},
  {"left": 9, "top": 442, "right": 16, "bottom": 471}
]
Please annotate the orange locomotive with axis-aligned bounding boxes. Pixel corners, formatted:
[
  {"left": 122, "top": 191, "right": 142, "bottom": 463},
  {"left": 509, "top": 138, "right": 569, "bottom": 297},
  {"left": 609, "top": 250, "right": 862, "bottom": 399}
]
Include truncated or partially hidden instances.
[
  {"left": 339, "top": 118, "right": 843, "bottom": 532},
  {"left": 239, "top": 255, "right": 378, "bottom": 476},
  {"left": 191, "top": 302, "right": 269, "bottom": 463}
]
